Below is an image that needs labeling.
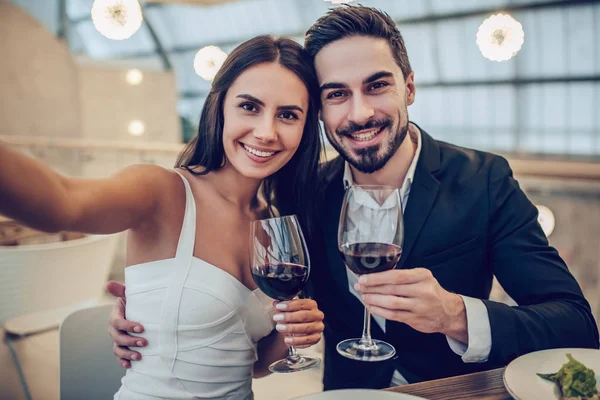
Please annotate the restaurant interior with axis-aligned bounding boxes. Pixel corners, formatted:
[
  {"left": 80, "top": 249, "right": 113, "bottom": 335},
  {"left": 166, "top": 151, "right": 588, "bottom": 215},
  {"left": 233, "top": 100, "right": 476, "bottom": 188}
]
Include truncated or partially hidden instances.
[{"left": 1, "top": 0, "right": 599, "bottom": 399}]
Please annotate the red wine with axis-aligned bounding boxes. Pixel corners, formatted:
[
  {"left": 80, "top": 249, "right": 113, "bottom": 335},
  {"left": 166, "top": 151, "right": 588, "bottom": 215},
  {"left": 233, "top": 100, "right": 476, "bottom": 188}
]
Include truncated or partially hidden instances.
[
  {"left": 252, "top": 263, "right": 309, "bottom": 301},
  {"left": 339, "top": 242, "right": 402, "bottom": 275}
]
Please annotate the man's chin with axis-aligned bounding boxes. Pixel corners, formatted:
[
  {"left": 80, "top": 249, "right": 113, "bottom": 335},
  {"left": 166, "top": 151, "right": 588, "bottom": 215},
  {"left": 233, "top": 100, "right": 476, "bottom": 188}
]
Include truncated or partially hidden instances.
[{"left": 347, "top": 155, "right": 386, "bottom": 174}]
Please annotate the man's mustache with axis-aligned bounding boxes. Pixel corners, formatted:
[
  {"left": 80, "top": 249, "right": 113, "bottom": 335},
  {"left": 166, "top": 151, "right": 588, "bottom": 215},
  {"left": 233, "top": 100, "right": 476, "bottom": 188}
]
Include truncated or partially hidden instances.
[{"left": 336, "top": 118, "right": 392, "bottom": 137}]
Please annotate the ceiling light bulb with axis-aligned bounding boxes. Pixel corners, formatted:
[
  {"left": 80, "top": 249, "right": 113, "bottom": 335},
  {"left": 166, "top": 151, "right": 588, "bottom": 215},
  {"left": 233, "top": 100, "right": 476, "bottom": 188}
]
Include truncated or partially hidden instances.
[
  {"left": 126, "top": 69, "right": 143, "bottom": 85},
  {"left": 193, "top": 46, "right": 227, "bottom": 81},
  {"left": 476, "top": 13, "right": 524, "bottom": 62},
  {"left": 91, "top": 0, "right": 143, "bottom": 41},
  {"left": 128, "top": 120, "right": 145, "bottom": 136}
]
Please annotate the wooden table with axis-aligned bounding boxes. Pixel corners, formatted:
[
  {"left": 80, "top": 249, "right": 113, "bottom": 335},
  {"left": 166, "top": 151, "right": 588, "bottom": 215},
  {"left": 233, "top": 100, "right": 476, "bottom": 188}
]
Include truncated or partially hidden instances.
[{"left": 385, "top": 368, "right": 512, "bottom": 400}]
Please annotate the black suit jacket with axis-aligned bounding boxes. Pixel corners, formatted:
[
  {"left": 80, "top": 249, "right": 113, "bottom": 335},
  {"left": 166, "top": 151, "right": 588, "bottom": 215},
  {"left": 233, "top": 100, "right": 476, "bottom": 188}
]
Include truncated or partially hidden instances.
[{"left": 308, "top": 126, "right": 599, "bottom": 390}]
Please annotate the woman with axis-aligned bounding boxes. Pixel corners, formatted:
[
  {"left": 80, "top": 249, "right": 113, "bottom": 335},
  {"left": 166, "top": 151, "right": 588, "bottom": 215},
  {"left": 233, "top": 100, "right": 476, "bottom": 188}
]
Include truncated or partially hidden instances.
[{"left": 0, "top": 35, "right": 325, "bottom": 399}]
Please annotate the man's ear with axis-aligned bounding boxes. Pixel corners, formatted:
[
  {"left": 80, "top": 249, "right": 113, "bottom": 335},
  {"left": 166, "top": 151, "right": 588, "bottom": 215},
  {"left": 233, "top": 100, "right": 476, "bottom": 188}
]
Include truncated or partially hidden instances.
[{"left": 405, "top": 71, "right": 416, "bottom": 106}]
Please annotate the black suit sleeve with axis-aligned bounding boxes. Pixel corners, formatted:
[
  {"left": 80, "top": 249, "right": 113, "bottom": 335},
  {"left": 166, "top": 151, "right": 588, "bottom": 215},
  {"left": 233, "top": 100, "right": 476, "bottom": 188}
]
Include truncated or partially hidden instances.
[{"left": 483, "top": 156, "right": 599, "bottom": 364}]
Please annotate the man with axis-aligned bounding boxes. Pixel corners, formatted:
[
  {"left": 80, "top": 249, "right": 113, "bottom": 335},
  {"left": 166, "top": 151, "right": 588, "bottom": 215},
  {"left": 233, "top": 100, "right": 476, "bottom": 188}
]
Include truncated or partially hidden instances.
[{"left": 108, "top": 5, "right": 599, "bottom": 390}]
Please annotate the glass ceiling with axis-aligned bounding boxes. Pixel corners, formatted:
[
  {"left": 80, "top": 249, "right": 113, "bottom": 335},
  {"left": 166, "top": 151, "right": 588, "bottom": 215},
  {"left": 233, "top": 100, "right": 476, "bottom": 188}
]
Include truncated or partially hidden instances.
[{"left": 10, "top": 0, "right": 600, "bottom": 158}]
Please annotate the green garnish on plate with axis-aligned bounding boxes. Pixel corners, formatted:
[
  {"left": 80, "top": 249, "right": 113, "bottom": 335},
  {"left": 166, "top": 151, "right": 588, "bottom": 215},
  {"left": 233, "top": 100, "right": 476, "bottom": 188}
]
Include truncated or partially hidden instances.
[{"left": 537, "top": 353, "right": 598, "bottom": 399}]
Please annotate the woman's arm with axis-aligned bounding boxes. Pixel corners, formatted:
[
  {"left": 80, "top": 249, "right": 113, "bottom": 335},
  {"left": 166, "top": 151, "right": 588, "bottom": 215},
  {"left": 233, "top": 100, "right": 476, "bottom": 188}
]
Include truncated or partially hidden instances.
[
  {"left": 252, "top": 298, "right": 324, "bottom": 378},
  {"left": 0, "top": 142, "right": 166, "bottom": 234}
]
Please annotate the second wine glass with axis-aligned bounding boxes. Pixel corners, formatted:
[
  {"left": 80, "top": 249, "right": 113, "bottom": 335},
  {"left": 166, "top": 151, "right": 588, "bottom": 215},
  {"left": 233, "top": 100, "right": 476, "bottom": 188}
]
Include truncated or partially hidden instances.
[
  {"left": 250, "top": 215, "right": 321, "bottom": 373},
  {"left": 337, "top": 185, "right": 404, "bottom": 362}
]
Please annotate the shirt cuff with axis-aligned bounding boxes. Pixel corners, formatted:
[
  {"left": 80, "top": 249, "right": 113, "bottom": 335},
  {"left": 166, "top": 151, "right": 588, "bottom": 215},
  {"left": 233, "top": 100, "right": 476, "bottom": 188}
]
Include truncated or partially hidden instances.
[{"left": 446, "top": 295, "right": 492, "bottom": 363}]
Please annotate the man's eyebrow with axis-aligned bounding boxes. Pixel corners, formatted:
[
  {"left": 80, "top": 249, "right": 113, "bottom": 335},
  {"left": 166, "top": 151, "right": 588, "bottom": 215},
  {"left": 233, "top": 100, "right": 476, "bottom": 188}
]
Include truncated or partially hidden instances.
[
  {"left": 320, "top": 82, "right": 348, "bottom": 92},
  {"left": 363, "top": 71, "right": 394, "bottom": 84},
  {"left": 320, "top": 71, "right": 394, "bottom": 92}
]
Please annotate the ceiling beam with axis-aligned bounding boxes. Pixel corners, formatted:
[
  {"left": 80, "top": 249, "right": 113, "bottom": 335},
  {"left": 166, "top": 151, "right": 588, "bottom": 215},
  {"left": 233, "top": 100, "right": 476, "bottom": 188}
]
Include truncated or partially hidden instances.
[
  {"left": 84, "top": 0, "right": 599, "bottom": 60},
  {"left": 140, "top": 3, "right": 172, "bottom": 69}
]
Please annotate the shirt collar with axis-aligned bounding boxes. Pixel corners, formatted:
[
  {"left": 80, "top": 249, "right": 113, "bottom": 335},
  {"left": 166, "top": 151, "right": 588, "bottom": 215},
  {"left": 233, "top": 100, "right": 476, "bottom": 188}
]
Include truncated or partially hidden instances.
[{"left": 343, "top": 123, "right": 422, "bottom": 197}]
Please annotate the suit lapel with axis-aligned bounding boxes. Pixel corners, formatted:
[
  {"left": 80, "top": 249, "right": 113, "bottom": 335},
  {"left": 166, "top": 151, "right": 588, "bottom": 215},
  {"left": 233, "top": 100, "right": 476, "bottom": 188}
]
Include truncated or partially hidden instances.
[{"left": 397, "top": 128, "right": 441, "bottom": 269}]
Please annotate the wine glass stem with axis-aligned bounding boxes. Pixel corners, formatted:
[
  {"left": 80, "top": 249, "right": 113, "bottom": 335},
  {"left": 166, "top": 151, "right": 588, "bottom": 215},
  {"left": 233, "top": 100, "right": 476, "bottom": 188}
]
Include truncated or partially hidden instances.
[
  {"left": 360, "top": 306, "right": 374, "bottom": 347},
  {"left": 287, "top": 345, "right": 300, "bottom": 363}
]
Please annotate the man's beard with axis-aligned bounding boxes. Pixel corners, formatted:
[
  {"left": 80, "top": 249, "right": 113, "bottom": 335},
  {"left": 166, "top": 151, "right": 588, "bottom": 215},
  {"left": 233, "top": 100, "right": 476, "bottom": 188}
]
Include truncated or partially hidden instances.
[{"left": 327, "top": 113, "right": 408, "bottom": 174}]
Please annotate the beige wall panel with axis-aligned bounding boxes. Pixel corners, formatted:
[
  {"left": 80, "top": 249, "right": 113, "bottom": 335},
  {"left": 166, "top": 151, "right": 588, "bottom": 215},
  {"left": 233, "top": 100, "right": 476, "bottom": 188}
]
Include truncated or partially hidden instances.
[
  {"left": 0, "top": 2, "right": 80, "bottom": 139},
  {"left": 77, "top": 65, "right": 181, "bottom": 144}
]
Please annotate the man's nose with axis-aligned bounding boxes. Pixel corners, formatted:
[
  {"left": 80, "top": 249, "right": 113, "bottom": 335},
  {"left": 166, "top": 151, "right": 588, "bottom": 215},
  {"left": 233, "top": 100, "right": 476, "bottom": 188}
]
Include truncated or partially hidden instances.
[{"left": 348, "top": 94, "right": 375, "bottom": 126}]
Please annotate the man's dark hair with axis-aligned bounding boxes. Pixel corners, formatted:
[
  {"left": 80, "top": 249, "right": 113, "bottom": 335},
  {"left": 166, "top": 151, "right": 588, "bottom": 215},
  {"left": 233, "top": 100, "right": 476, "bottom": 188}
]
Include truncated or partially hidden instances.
[{"left": 304, "top": 5, "right": 412, "bottom": 79}]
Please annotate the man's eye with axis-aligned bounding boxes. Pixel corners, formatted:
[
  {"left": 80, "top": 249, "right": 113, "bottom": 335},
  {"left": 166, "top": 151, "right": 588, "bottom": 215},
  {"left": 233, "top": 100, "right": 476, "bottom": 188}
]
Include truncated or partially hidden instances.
[
  {"left": 327, "top": 91, "right": 345, "bottom": 99},
  {"left": 370, "top": 82, "right": 389, "bottom": 91}
]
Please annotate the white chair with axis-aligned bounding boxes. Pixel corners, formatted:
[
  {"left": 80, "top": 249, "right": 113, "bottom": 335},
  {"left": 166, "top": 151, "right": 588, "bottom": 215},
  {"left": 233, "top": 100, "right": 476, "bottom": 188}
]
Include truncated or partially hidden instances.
[
  {"left": 0, "top": 234, "right": 120, "bottom": 335},
  {"left": 59, "top": 304, "right": 125, "bottom": 400}
]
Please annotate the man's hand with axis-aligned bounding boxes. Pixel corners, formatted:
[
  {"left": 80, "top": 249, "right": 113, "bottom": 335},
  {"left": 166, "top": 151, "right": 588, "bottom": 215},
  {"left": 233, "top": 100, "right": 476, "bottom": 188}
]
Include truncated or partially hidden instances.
[
  {"left": 355, "top": 268, "right": 468, "bottom": 343},
  {"left": 106, "top": 281, "right": 147, "bottom": 368},
  {"left": 272, "top": 298, "right": 324, "bottom": 349}
]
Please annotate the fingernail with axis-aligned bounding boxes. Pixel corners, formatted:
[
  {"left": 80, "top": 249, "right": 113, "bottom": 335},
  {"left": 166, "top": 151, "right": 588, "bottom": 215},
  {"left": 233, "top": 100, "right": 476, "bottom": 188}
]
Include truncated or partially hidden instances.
[
  {"left": 275, "top": 303, "right": 287, "bottom": 310},
  {"left": 131, "top": 354, "right": 139, "bottom": 361},
  {"left": 273, "top": 314, "right": 284, "bottom": 321},
  {"left": 276, "top": 324, "right": 287, "bottom": 332},
  {"left": 122, "top": 361, "right": 128, "bottom": 368},
  {"left": 133, "top": 326, "right": 142, "bottom": 333},
  {"left": 136, "top": 341, "right": 144, "bottom": 347},
  {"left": 358, "top": 276, "right": 367, "bottom": 284},
  {"left": 284, "top": 337, "right": 293, "bottom": 344}
]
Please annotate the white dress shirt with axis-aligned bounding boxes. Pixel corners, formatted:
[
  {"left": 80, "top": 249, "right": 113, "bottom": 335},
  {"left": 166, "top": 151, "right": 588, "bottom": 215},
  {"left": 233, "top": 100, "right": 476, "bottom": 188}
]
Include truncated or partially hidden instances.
[{"left": 342, "top": 124, "right": 492, "bottom": 387}]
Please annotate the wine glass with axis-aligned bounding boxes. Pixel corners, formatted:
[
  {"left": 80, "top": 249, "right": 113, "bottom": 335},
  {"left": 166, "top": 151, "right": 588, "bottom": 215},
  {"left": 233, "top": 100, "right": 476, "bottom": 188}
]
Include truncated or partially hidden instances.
[
  {"left": 250, "top": 215, "right": 321, "bottom": 373},
  {"left": 337, "top": 185, "right": 404, "bottom": 362}
]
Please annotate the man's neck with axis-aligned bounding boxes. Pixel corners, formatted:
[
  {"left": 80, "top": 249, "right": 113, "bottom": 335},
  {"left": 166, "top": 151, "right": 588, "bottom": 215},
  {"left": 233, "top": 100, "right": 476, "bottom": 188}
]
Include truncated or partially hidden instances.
[{"left": 351, "top": 124, "right": 418, "bottom": 189}]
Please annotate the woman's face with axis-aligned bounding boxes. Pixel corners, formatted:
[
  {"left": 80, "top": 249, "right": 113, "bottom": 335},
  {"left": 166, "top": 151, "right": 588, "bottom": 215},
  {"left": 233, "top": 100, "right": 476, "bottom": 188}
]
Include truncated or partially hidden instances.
[{"left": 221, "top": 62, "right": 309, "bottom": 180}]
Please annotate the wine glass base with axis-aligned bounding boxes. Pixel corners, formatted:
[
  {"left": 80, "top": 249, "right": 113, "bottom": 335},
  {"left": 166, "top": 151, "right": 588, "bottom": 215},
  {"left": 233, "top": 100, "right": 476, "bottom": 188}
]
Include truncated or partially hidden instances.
[
  {"left": 336, "top": 338, "right": 396, "bottom": 362},
  {"left": 268, "top": 356, "right": 321, "bottom": 373}
]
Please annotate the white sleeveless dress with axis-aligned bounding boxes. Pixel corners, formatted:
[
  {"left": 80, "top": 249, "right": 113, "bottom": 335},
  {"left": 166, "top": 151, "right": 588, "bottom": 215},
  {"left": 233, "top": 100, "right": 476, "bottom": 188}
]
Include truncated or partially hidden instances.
[{"left": 114, "top": 171, "right": 276, "bottom": 400}]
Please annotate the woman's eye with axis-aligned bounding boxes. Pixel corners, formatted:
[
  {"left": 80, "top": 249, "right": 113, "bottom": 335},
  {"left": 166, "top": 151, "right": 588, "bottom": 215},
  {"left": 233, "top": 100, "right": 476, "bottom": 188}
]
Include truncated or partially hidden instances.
[
  {"left": 241, "top": 103, "right": 258, "bottom": 112},
  {"left": 279, "top": 112, "right": 298, "bottom": 120}
]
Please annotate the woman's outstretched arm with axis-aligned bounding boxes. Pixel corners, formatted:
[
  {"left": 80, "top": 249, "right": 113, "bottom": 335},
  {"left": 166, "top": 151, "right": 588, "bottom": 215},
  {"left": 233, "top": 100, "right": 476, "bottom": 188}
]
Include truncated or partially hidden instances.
[{"left": 0, "top": 142, "right": 165, "bottom": 234}]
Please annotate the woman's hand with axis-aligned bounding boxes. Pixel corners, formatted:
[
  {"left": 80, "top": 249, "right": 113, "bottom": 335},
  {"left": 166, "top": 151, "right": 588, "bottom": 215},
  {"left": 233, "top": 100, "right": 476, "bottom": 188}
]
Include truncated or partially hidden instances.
[
  {"left": 106, "top": 281, "right": 147, "bottom": 368},
  {"left": 272, "top": 299, "right": 324, "bottom": 349}
]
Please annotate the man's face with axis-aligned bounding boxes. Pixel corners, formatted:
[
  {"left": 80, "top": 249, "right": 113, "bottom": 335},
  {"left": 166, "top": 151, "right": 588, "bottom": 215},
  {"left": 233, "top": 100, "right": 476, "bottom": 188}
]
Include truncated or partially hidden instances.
[{"left": 314, "top": 36, "right": 415, "bottom": 173}]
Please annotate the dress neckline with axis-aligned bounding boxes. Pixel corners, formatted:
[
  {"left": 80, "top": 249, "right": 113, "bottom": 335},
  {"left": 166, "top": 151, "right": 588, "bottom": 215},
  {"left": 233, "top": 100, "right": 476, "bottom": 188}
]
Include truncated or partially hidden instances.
[{"left": 125, "top": 256, "right": 260, "bottom": 294}]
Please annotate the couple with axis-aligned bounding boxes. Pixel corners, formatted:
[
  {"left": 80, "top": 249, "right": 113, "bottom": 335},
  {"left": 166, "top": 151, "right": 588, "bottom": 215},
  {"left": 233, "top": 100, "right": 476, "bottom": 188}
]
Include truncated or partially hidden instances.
[
  {"left": 108, "top": 3, "right": 599, "bottom": 394},
  {"left": 1, "top": 4, "right": 598, "bottom": 399}
]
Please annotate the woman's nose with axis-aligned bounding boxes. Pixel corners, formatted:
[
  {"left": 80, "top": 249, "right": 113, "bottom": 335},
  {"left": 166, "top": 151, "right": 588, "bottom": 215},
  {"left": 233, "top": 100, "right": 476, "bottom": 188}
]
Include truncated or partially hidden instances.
[{"left": 253, "top": 118, "right": 277, "bottom": 143}]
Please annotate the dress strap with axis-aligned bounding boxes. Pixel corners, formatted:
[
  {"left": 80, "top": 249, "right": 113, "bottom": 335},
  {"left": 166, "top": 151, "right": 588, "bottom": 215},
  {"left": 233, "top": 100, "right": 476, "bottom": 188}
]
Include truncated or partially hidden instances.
[
  {"left": 159, "top": 169, "right": 197, "bottom": 371},
  {"left": 173, "top": 169, "right": 197, "bottom": 260}
]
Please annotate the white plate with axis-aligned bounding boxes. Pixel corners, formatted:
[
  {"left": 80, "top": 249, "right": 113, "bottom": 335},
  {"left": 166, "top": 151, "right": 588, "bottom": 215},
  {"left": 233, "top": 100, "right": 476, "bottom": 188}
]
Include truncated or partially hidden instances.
[
  {"left": 503, "top": 348, "right": 600, "bottom": 400},
  {"left": 293, "top": 389, "right": 426, "bottom": 400}
]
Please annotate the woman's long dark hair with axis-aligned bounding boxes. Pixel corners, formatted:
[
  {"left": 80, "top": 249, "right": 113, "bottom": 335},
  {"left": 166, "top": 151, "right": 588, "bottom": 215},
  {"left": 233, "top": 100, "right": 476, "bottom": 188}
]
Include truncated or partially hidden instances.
[{"left": 175, "top": 35, "right": 323, "bottom": 237}]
